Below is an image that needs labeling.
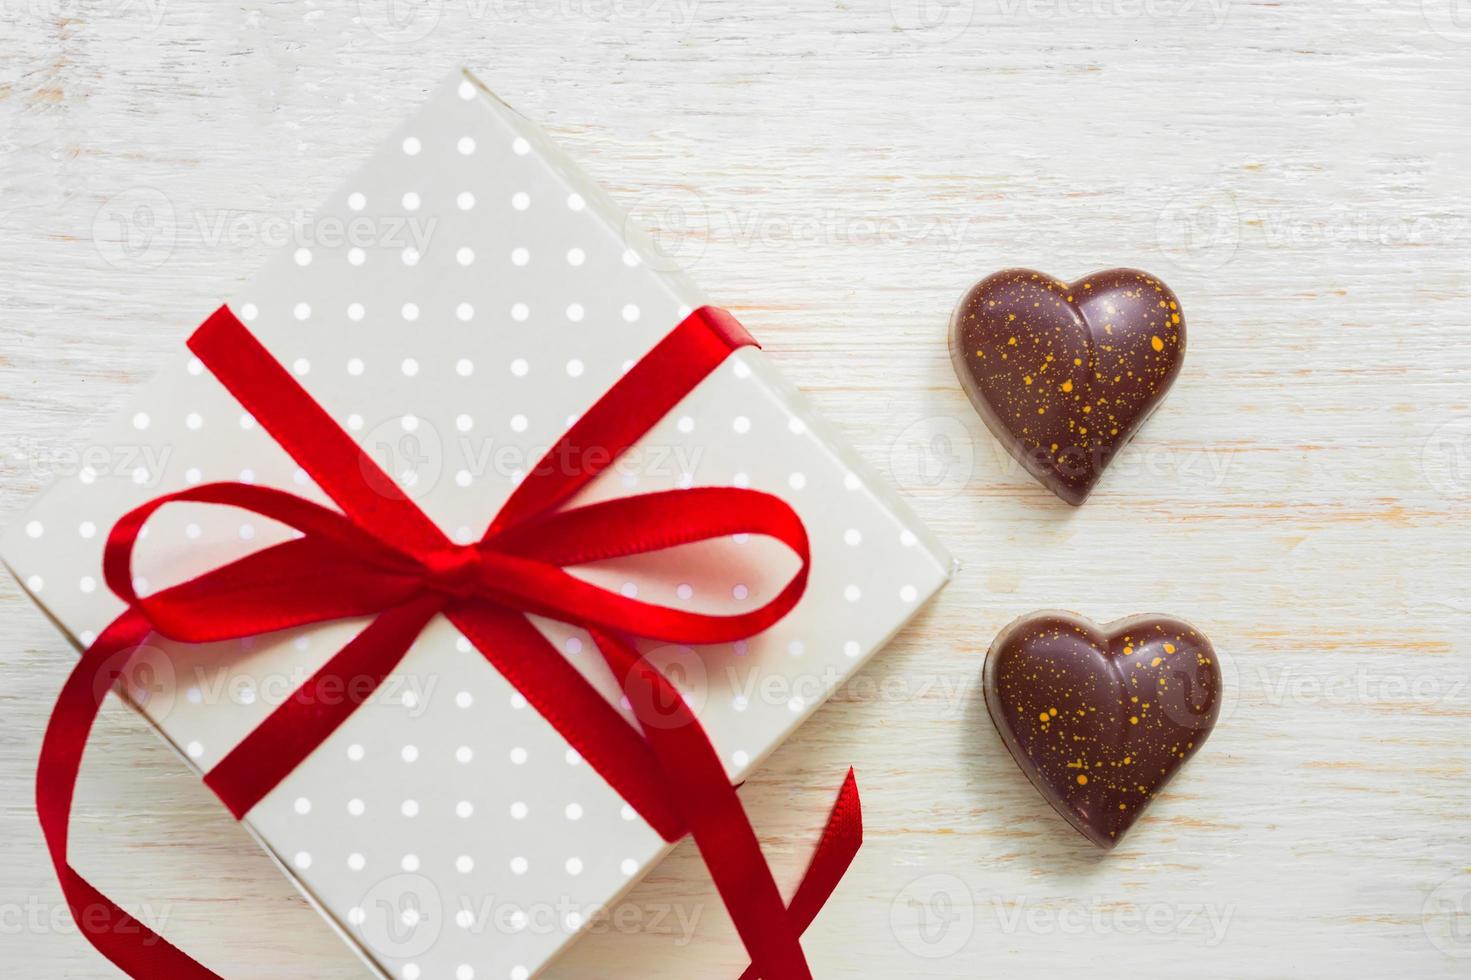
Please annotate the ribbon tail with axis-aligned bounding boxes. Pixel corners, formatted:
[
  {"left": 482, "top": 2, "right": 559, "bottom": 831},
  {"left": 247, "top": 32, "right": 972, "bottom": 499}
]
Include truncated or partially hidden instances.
[
  {"left": 205, "top": 593, "right": 443, "bottom": 818},
  {"left": 447, "top": 601, "right": 689, "bottom": 842},
  {"left": 590, "top": 628, "right": 814, "bottom": 980},
  {"left": 36, "top": 609, "right": 223, "bottom": 979},
  {"left": 737, "top": 769, "right": 864, "bottom": 980}
]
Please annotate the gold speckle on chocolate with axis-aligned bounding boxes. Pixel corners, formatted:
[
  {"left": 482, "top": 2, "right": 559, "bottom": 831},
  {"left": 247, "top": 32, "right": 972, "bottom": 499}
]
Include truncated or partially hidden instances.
[
  {"left": 948, "top": 268, "right": 1187, "bottom": 505},
  {"left": 981, "top": 612, "right": 1221, "bottom": 850}
]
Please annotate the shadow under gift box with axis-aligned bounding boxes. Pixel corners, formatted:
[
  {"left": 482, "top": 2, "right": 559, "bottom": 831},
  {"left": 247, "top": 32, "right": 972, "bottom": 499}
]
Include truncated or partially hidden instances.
[{"left": 2, "top": 68, "right": 952, "bottom": 979}]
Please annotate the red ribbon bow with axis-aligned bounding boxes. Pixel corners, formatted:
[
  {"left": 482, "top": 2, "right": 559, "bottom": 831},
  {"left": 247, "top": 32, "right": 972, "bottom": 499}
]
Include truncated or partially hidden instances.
[{"left": 38, "top": 305, "right": 862, "bottom": 979}]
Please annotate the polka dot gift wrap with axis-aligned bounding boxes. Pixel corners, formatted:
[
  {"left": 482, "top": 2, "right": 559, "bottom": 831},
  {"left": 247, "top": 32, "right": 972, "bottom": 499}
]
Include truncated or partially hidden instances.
[{"left": 1, "top": 70, "right": 952, "bottom": 980}]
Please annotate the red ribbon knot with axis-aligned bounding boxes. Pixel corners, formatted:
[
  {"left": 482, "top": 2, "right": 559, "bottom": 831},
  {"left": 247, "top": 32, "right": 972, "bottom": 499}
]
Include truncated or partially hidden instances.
[
  {"left": 420, "top": 543, "right": 486, "bottom": 598},
  {"left": 37, "top": 304, "right": 864, "bottom": 980}
]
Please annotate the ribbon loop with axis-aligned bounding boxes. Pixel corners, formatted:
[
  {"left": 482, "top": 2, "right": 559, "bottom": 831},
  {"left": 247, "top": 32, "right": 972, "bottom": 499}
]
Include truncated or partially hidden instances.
[{"left": 494, "top": 487, "right": 809, "bottom": 566}]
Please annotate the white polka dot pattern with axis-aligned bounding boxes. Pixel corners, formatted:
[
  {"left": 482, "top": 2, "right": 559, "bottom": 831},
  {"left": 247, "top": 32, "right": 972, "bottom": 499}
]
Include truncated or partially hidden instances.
[{"left": 0, "top": 70, "right": 951, "bottom": 980}]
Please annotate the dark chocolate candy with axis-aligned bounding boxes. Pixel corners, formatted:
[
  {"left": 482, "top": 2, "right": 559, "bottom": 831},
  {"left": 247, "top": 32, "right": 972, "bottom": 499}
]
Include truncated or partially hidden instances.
[
  {"left": 983, "top": 612, "right": 1220, "bottom": 849},
  {"left": 949, "top": 268, "right": 1186, "bottom": 505}
]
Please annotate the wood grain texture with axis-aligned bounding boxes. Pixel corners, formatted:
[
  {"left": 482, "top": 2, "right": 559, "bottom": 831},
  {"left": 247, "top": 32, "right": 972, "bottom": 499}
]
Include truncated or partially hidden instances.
[{"left": 2, "top": 1, "right": 1470, "bottom": 976}]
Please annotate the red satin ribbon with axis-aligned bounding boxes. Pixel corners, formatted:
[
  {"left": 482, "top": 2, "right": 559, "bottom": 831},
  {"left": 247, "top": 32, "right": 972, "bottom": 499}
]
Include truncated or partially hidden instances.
[{"left": 36, "top": 305, "right": 862, "bottom": 979}]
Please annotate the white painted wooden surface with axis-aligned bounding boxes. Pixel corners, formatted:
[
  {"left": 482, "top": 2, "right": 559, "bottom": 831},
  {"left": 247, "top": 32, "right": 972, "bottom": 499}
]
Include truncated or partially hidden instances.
[{"left": 2, "top": 2, "right": 1470, "bottom": 977}]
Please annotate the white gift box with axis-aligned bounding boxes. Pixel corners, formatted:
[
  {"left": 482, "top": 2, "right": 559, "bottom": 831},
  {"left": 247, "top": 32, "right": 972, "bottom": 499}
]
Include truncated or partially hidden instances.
[{"left": 2, "top": 69, "right": 951, "bottom": 979}]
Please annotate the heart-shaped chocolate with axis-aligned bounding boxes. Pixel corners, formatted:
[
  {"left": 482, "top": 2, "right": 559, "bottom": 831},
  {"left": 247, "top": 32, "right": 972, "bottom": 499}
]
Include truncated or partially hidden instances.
[
  {"left": 950, "top": 268, "right": 1185, "bottom": 504},
  {"left": 983, "top": 612, "right": 1220, "bottom": 849}
]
